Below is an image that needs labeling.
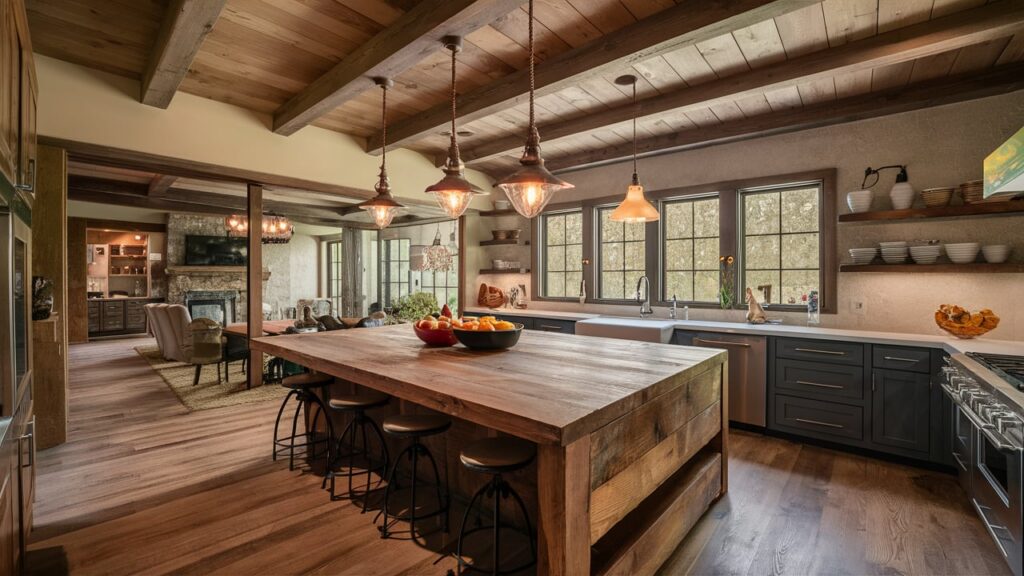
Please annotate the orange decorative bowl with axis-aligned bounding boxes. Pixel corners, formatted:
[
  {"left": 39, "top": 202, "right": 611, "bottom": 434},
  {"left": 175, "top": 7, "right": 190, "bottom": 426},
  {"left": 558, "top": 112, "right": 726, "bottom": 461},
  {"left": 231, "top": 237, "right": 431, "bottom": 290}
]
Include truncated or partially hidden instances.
[
  {"left": 934, "top": 304, "right": 1000, "bottom": 339},
  {"left": 413, "top": 323, "right": 458, "bottom": 346}
]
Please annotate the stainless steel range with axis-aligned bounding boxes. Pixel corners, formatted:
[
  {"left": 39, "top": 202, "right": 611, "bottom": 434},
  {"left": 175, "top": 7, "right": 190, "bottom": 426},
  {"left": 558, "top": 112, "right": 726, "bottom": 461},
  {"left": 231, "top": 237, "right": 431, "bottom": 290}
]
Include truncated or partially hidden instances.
[{"left": 944, "top": 354, "right": 1024, "bottom": 576}]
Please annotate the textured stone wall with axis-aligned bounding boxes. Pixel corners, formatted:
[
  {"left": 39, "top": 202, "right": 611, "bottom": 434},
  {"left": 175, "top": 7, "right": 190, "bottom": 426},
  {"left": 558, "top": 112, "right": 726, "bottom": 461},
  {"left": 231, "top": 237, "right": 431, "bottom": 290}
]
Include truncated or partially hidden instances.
[{"left": 166, "top": 214, "right": 318, "bottom": 320}]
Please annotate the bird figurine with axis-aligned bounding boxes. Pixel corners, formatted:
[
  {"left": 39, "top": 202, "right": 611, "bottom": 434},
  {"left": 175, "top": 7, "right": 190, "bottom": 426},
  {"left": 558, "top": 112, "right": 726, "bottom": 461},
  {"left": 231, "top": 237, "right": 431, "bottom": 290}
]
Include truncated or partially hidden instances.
[{"left": 745, "top": 287, "right": 767, "bottom": 324}]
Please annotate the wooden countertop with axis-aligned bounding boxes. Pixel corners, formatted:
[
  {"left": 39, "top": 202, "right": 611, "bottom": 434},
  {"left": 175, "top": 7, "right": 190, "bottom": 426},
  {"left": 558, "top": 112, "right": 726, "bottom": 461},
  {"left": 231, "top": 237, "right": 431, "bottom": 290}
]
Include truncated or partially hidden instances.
[{"left": 251, "top": 324, "right": 725, "bottom": 445}]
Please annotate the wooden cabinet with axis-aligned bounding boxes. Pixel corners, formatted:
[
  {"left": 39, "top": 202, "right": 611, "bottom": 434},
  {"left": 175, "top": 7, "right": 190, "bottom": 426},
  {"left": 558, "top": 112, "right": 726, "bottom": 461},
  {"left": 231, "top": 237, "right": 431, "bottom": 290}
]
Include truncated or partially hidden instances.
[
  {"left": 0, "top": 437, "right": 14, "bottom": 575},
  {"left": 89, "top": 298, "right": 162, "bottom": 336},
  {"left": 0, "top": 0, "right": 35, "bottom": 193},
  {"left": 870, "top": 369, "right": 931, "bottom": 456}
]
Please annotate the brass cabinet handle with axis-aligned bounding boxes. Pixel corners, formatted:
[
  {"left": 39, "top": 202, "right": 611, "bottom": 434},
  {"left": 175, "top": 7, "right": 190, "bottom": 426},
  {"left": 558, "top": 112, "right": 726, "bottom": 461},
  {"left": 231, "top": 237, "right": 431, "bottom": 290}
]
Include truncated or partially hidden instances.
[
  {"left": 883, "top": 356, "right": 919, "bottom": 363},
  {"left": 694, "top": 338, "right": 750, "bottom": 348},
  {"left": 794, "top": 347, "right": 845, "bottom": 356},
  {"left": 794, "top": 417, "right": 844, "bottom": 429},
  {"left": 796, "top": 380, "right": 843, "bottom": 389}
]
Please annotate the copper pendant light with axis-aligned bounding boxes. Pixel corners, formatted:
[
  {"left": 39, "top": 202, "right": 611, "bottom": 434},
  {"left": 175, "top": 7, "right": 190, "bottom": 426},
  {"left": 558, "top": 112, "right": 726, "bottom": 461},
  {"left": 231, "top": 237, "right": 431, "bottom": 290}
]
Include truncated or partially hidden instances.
[
  {"left": 495, "top": 0, "right": 573, "bottom": 218},
  {"left": 357, "top": 77, "right": 403, "bottom": 229},
  {"left": 425, "top": 35, "right": 483, "bottom": 220},
  {"left": 609, "top": 74, "right": 658, "bottom": 223}
]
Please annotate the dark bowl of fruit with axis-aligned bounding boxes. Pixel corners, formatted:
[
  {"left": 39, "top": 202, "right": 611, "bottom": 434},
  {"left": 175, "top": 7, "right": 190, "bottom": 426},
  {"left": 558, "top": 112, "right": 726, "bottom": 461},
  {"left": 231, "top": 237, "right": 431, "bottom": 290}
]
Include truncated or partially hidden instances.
[
  {"left": 413, "top": 316, "right": 458, "bottom": 347},
  {"left": 451, "top": 316, "right": 524, "bottom": 350}
]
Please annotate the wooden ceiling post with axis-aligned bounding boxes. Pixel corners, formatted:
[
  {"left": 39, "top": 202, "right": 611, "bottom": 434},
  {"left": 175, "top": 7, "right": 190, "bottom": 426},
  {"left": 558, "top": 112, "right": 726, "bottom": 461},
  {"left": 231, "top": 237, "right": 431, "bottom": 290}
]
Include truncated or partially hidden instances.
[
  {"left": 141, "top": 0, "right": 228, "bottom": 108},
  {"left": 272, "top": 0, "right": 525, "bottom": 136},
  {"left": 247, "top": 182, "right": 264, "bottom": 391}
]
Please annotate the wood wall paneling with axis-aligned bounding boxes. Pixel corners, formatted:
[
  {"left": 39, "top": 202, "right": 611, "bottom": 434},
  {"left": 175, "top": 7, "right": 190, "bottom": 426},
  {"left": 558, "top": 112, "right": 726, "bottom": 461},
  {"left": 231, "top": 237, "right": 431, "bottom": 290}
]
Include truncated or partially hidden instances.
[{"left": 66, "top": 217, "right": 88, "bottom": 343}]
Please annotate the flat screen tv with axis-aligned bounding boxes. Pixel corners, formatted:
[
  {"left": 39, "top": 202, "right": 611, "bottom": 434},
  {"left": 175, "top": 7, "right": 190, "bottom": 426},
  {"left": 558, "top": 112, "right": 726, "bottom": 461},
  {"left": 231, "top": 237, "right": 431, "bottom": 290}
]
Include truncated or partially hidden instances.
[{"left": 184, "top": 235, "right": 248, "bottom": 266}]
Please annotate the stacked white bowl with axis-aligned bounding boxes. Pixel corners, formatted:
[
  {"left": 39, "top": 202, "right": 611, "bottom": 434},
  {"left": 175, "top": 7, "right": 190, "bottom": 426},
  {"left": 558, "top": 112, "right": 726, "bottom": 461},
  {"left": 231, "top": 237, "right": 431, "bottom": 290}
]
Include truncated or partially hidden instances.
[
  {"left": 945, "top": 242, "right": 980, "bottom": 264},
  {"left": 879, "top": 241, "right": 908, "bottom": 264},
  {"left": 849, "top": 247, "right": 877, "bottom": 265},
  {"left": 846, "top": 190, "right": 873, "bottom": 213},
  {"left": 909, "top": 244, "right": 942, "bottom": 264},
  {"left": 982, "top": 245, "right": 1011, "bottom": 263}
]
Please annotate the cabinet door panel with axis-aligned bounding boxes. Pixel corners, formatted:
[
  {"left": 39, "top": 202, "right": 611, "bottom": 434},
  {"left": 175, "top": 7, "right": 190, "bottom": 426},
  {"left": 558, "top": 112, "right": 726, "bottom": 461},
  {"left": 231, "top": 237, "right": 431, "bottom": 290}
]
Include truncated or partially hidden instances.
[
  {"left": 17, "top": 55, "right": 34, "bottom": 192},
  {"left": 871, "top": 369, "right": 931, "bottom": 455},
  {"left": 0, "top": 3, "right": 17, "bottom": 184}
]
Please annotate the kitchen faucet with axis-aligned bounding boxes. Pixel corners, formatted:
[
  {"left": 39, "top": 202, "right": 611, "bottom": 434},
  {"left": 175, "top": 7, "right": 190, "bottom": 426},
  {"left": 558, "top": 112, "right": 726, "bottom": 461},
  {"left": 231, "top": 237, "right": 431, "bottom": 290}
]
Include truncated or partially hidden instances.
[{"left": 635, "top": 276, "right": 653, "bottom": 318}]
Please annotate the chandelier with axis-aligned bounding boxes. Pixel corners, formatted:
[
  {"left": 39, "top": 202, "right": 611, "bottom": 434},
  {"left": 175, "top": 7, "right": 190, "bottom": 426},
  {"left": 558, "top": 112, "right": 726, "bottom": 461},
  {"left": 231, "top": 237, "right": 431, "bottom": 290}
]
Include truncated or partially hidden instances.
[
  {"left": 224, "top": 214, "right": 294, "bottom": 244},
  {"left": 422, "top": 225, "right": 455, "bottom": 272}
]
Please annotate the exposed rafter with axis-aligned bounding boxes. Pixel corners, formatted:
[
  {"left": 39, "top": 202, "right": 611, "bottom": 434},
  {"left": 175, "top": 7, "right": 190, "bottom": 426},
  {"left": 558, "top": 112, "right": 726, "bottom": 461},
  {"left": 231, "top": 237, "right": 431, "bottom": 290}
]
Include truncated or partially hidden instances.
[
  {"left": 365, "top": 0, "right": 810, "bottom": 154},
  {"left": 141, "top": 0, "right": 227, "bottom": 108},
  {"left": 147, "top": 174, "right": 177, "bottom": 196},
  {"left": 460, "top": 2, "right": 1024, "bottom": 166},
  {"left": 272, "top": 0, "right": 526, "bottom": 136},
  {"left": 544, "top": 62, "right": 1024, "bottom": 173}
]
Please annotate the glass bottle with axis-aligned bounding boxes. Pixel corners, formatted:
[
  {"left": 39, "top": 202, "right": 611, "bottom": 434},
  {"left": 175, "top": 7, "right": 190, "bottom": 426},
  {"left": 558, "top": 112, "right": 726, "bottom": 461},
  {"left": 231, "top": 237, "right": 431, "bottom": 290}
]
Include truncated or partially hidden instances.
[{"left": 807, "top": 290, "right": 820, "bottom": 325}]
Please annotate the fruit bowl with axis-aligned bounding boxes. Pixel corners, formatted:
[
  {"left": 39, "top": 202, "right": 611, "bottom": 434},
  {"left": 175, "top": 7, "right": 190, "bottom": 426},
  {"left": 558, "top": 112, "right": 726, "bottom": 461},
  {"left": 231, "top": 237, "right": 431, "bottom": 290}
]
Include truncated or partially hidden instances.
[
  {"left": 413, "top": 323, "right": 458, "bottom": 346},
  {"left": 934, "top": 304, "right": 999, "bottom": 339},
  {"left": 453, "top": 324, "right": 524, "bottom": 350}
]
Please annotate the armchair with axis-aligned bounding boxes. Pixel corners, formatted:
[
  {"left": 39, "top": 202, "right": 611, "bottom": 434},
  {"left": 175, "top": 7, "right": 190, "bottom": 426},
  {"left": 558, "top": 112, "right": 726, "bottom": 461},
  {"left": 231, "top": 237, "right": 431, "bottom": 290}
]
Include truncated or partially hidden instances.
[{"left": 189, "top": 318, "right": 224, "bottom": 386}]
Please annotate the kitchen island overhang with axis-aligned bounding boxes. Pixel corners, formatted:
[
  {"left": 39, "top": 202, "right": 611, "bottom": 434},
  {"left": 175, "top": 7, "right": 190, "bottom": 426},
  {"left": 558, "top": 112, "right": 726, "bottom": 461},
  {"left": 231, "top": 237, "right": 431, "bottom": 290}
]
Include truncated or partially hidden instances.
[{"left": 251, "top": 325, "right": 728, "bottom": 575}]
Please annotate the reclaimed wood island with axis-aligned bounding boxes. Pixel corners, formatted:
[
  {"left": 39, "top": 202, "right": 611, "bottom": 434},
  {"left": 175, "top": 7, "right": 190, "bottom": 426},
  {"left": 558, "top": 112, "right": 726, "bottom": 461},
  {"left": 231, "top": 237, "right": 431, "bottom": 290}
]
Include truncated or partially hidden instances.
[{"left": 251, "top": 324, "right": 727, "bottom": 575}]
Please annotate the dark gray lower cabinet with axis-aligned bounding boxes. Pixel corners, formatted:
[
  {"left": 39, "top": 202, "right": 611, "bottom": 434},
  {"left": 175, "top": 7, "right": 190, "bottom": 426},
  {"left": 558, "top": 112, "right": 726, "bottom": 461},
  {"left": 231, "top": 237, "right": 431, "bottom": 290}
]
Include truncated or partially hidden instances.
[
  {"left": 870, "top": 368, "right": 931, "bottom": 456},
  {"left": 507, "top": 316, "right": 575, "bottom": 333}
]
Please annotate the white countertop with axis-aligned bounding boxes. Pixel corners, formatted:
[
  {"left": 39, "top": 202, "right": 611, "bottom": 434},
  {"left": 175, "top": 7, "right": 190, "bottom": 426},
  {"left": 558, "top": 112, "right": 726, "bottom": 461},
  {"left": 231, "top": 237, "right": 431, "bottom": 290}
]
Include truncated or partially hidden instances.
[{"left": 463, "top": 306, "right": 1024, "bottom": 356}]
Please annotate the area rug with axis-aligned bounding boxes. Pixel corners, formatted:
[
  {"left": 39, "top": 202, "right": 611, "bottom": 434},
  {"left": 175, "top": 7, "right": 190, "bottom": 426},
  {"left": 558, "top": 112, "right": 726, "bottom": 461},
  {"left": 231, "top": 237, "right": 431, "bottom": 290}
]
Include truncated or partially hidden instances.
[{"left": 136, "top": 346, "right": 287, "bottom": 412}]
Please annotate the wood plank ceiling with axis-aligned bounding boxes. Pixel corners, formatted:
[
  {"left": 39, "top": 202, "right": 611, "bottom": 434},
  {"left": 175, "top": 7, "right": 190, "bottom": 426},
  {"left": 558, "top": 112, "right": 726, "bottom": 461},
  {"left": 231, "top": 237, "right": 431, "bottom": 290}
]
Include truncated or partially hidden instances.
[{"left": 26, "top": 0, "right": 1024, "bottom": 180}]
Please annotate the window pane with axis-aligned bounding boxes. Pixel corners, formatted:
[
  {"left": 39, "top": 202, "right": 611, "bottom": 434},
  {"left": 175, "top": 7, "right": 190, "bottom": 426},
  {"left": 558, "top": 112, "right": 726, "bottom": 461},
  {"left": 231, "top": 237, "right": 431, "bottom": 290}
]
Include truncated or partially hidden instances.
[
  {"left": 693, "top": 198, "right": 719, "bottom": 237},
  {"left": 625, "top": 241, "right": 645, "bottom": 270},
  {"left": 745, "top": 270, "right": 780, "bottom": 305},
  {"left": 781, "top": 187, "right": 819, "bottom": 233},
  {"left": 602, "top": 210, "right": 623, "bottom": 242},
  {"left": 782, "top": 233, "right": 819, "bottom": 269},
  {"left": 782, "top": 269, "right": 819, "bottom": 304},
  {"left": 665, "top": 271, "right": 694, "bottom": 302},
  {"left": 695, "top": 271, "right": 719, "bottom": 302},
  {"left": 602, "top": 241, "right": 623, "bottom": 271},
  {"left": 744, "top": 192, "right": 780, "bottom": 235},
  {"left": 665, "top": 202, "right": 693, "bottom": 239},
  {"left": 398, "top": 240, "right": 409, "bottom": 260},
  {"left": 665, "top": 239, "right": 693, "bottom": 271},
  {"left": 745, "top": 235, "right": 780, "bottom": 270},
  {"left": 661, "top": 195, "right": 720, "bottom": 303},
  {"left": 625, "top": 221, "right": 645, "bottom": 241},
  {"left": 541, "top": 210, "right": 583, "bottom": 298},
  {"left": 601, "top": 271, "right": 624, "bottom": 300},
  {"left": 694, "top": 237, "right": 718, "bottom": 270},
  {"left": 598, "top": 206, "right": 646, "bottom": 300},
  {"left": 566, "top": 271, "right": 582, "bottom": 295}
]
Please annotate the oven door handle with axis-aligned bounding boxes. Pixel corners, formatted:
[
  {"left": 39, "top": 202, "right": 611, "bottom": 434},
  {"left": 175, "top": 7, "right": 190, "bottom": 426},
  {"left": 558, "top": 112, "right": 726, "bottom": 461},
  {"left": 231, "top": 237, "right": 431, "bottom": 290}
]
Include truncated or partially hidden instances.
[{"left": 942, "top": 384, "right": 1023, "bottom": 454}]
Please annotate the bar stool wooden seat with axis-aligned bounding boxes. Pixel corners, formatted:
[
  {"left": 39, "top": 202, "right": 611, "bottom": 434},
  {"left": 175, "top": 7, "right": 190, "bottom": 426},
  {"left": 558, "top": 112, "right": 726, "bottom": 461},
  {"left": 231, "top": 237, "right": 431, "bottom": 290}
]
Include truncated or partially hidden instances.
[
  {"left": 272, "top": 371, "right": 335, "bottom": 473},
  {"left": 454, "top": 437, "right": 537, "bottom": 575},
  {"left": 322, "top": 390, "right": 390, "bottom": 509},
  {"left": 378, "top": 413, "right": 451, "bottom": 540}
]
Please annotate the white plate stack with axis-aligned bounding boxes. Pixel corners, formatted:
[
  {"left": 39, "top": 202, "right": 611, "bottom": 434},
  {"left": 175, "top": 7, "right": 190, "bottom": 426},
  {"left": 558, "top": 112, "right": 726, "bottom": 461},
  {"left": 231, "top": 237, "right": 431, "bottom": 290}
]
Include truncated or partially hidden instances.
[
  {"left": 945, "top": 243, "right": 980, "bottom": 264},
  {"left": 848, "top": 248, "right": 878, "bottom": 265},
  {"left": 879, "top": 241, "right": 908, "bottom": 264},
  {"left": 909, "top": 244, "right": 941, "bottom": 264}
]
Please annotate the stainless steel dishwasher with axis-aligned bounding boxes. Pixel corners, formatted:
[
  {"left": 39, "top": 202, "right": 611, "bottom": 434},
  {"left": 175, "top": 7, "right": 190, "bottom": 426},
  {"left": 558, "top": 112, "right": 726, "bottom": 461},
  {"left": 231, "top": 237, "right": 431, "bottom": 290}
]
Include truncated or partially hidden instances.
[{"left": 681, "top": 331, "right": 767, "bottom": 427}]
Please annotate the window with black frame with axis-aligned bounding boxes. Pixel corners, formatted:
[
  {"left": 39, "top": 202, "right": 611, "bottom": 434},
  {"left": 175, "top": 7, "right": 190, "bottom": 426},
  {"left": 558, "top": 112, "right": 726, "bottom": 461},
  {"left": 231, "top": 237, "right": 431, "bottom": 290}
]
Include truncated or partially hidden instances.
[
  {"left": 598, "top": 206, "right": 646, "bottom": 300},
  {"left": 662, "top": 195, "right": 720, "bottom": 303},
  {"left": 540, "top": 210, "right": 583, "bottom": 298},
  {"left": 741, "top": 182, "right": 822, "bottom": 306},
  {"left": 380, "top": 238, "right": 410, "bottom": 308},
  {"left": 326, "top": 240, "right": 343, "bottom": 313}
]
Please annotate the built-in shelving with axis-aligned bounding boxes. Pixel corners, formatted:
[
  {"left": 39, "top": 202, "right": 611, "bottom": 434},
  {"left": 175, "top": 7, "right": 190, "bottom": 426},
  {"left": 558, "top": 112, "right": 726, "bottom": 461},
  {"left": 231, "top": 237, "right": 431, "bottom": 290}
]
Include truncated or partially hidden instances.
[
  {"left": 838, "top": 200, "right": 1024, "bottom": 223},
  {"left": 479, "top": 268, "right": 530, "bottom": 274},
  {"left": 840, "top": 263, "right": 1024, "bottom": 273},
  {"left": 479, "top": 239, "right": 530, "bottom": 246}
]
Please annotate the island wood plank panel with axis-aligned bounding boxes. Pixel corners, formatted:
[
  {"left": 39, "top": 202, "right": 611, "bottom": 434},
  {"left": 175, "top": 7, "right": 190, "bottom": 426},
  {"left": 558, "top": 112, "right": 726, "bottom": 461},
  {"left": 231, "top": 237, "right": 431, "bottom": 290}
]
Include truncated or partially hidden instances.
[
  {"left": 251, "top": 325, "right": 728, "bottom": 575},
  {"left": 27, "top": 338, "right": 1007, "bottom": 575}
]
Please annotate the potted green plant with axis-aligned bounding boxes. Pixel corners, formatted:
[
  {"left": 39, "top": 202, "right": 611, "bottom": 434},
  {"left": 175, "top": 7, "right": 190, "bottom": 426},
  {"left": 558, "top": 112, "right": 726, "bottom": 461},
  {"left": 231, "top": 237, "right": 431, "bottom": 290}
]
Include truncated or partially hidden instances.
[{"left": 394, "top": 292, "right": 441, "bottom": 324}]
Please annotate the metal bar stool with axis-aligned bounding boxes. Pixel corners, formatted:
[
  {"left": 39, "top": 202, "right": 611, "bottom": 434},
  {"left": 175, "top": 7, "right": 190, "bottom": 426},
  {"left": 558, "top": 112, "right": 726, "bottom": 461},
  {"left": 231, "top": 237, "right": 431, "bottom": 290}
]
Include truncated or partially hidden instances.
[
  {"left": 378, "top": 414, "right": 452, "bottom": 540},
  {"left": 454, "top": 437, "right": 537, "bottom": 575},
  {"left": 322, "top": 390, "right": 390, "bottom": 510},
  {"left": 272, "top": 371, "right": 335, "bottom": 473}
]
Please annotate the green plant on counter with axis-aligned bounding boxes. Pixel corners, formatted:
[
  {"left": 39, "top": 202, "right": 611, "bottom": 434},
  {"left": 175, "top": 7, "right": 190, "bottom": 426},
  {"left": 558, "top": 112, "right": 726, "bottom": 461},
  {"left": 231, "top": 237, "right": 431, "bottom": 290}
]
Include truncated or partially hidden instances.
[
  {"left": 395, "top": 291, "right": 441, "bottom": 324},
  {"left": 719, "top": 255, "right": 736, "bottom": 309}
]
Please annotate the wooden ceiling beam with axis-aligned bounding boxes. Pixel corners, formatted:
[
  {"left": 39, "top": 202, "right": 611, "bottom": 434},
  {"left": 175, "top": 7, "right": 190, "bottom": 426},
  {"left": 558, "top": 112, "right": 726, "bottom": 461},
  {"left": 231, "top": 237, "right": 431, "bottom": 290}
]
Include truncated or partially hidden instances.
[
  {"left": 272, "top": 0, "right": 526, "bottom": 136},
  {"left": 141, "top": 0, "right": 228, "bottom": 108},
  {"left": 544, "top": 62, "right": 1024, "bottom": 173},
  {"left": 462, "top": 2, "right": 1024, "bottom": 166},
  {"left": 366, "top": 0, "right": 809, "bottom": 154},
  {"left": 148, "top": 174, "right": 178, "bottom": 196}
]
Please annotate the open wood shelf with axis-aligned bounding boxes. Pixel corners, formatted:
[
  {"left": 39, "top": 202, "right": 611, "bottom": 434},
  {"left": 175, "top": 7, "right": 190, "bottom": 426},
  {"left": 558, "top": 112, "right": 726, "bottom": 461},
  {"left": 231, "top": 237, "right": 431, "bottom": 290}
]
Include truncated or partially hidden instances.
[
  {"left": 479, "top": 239, "right": 530, "bottom": 246},
  {"left": 838, "top": 200, "right": 1024, "bottom": 222},
  {"left": 479, "top": 209, "right": 520, "bottom": 217},
  {"left": 840, "top": 263, "right": 1024, "bottom": 273},
  {"left": 479, "top": 268, "right": 530, "bottom": 274}
]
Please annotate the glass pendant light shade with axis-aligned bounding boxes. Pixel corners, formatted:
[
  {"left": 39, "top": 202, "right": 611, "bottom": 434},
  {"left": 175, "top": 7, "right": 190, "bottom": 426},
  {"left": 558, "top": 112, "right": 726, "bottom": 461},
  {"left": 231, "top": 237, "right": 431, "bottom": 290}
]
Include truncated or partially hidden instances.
[
  {"left": 358, "top": 77, "right": 403, "bottom": 229},
  {"left": 426, "top": 35, "right": 483, "bottom": 220},
  {"left": 495, "top": 0, "right": 572, "bottom": 218},
  {"left": 610, "top": 179, "right": 659, "bottom": 223}
]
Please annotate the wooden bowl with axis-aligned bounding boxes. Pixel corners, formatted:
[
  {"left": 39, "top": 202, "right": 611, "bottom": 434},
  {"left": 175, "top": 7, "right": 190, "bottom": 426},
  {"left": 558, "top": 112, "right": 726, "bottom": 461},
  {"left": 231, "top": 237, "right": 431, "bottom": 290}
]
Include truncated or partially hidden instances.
[
  {"left": 934, "top": 305, "right": 999, "bottom": 339},
  {"left": 453, "top": 324, "right": 524, "bottom": 350},
  {"left": 413, "top": 323, "right": 458, "bottom": 346},
  {"left": 920, "top": 187, "right": 953, "bottom": 208}
]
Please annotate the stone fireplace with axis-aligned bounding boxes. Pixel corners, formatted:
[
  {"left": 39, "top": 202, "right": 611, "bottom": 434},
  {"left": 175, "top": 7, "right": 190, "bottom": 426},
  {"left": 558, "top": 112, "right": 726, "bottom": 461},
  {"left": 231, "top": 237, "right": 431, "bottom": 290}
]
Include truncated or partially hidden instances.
[{"left": 185, "top": 290, "right": 238, "bottom": 325}]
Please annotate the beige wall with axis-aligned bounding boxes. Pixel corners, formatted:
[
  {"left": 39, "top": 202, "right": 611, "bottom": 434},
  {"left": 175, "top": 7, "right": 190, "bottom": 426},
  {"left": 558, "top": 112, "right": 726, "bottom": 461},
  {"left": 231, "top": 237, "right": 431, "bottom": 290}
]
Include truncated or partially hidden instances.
[
  {"left": 35, "top": 55, "right": 493, "bottom": 206},
  {"left": 466, "top": 91, "right": 1024, "bottom": 341}
]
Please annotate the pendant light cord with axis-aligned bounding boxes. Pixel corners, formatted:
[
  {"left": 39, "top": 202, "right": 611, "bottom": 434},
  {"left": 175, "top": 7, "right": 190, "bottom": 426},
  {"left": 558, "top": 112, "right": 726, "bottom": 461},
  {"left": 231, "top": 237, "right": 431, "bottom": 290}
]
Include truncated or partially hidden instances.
[
  {"left": 528, "top": 0, "right": 535, "bottom": 131},
  {"left": 380, "top": 82, "right": 388, "bottom": 171},
  {"left": 450, "top": 43, "right": 460, "bottom": 163},
  {"left": 631, "top": 80, "right": 637, "bottom": 178}
]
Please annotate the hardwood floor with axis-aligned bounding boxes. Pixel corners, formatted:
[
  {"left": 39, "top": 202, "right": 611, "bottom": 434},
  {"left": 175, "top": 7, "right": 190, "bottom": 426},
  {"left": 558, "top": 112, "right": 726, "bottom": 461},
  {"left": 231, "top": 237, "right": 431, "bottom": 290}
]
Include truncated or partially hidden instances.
[{"left": 28, "top": 338, "right": 1008, "bottom": 575}]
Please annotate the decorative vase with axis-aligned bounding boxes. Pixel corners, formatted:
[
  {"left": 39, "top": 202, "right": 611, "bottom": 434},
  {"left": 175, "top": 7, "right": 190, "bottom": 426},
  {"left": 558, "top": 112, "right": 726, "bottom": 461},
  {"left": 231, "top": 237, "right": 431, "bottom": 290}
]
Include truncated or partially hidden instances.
[
  {"left": 32, "top": 276, "right": 53, "bottom": 321},
  {"left": 846, "top": 189, "right": 873, "bottom": 213}
]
